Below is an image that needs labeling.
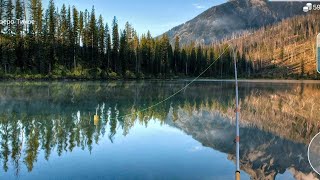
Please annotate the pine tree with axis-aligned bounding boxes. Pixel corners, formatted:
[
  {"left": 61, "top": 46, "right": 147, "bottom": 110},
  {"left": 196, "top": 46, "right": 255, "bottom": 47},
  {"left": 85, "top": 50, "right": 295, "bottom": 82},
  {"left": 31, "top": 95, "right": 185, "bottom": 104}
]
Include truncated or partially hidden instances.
[
  {"left": 97, "top": 15, "right": 104, "bottom": 68},
  {"left": 47, "top": 0, "right": 55, "bottom": 73},
  {"left": 154, "top": 38, "right": 161, "bottom": 75},
  {"left": 0, "top": 0, "right": 5, "bottom": 34},
  {"left": 159, "top": 35, "right": 170, "bottom": 75},
  {"left": 168, "top": 43, "right": 173, "bottom": 75},
  {"left": 124, "top": 22, "right": 134, "bottom": 71},
  {"left": 36, "top": 0, "right": 42, "bottom": 36},
  {"left": 60, "top": 4, "right": 67, "bottom": 43},
  {"left": 190, "top": 46, "right": 196, "bottom": 75},
  {"left": 173, "top": 36, "right": 180, "bottom": 74},
  {"left": 119, "top": 29, "right": 127, "bottom": 75},
  {"left": 15, "top": 0, "right": 24, "bottom": 37},
  {"left": 196, "top": 45, "right": 202, "bottom": 74},
  {"left": 132, "top": 32, "right": 140, "bottom": 74},
  {"left": 112, "top": 16, "right": 119, "bottom": 73},
  {"left": 29, "top": 0, "right": 42, "bottom": 36},
  {"left": 57, "top": 4, "right": 69, "bottom": 68},
  {"left": 48, "top": 0, "right": 55, "bottom": 39},
  {"left": 5, "top": 0, "right": 14, "bottom": 34},
  {"left": 82, "top": 9, "right": 90, "bottom": 65},
  {"left": 104, "top": 23, "right": 111, "bottom": 70},
  {"left": 140, "top": 34, "right": 148, "bottom": 74},
  {"left": 15, "top": 0, "right": 24, "bottom": 71},
  {"left": 146, "top": 31, "right": 153, "bottom": 74},
  {"left": 28, "top": 0, "right": 41, "bottom": 72},
  {"left": 72, "top": 6, "right": 79, "bottom": 69},
  {"left": 181, "top": 48, "right": 188, "bottom": 75},
  {"left": 67, "top": 6, "right": 73, "bottom": 69},
  {"left": 79, "top": 11, "right": 83, "bottom": 43},
  {"left": 89, "top": 6, "right": 97, "bottom": 67},
  {"left": 208, "top": 49, "right": 214, "bottom": 76},
  {"left": 83, "top": 9, "right": 88, "bottom": 47}
]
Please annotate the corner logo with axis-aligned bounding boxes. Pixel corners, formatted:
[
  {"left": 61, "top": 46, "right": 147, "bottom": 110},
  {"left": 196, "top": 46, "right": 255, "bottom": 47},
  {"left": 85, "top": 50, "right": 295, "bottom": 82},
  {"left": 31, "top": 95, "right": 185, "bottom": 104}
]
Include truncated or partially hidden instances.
[{"left": 303, "top": 3, "right": 312, "bottom": 12}]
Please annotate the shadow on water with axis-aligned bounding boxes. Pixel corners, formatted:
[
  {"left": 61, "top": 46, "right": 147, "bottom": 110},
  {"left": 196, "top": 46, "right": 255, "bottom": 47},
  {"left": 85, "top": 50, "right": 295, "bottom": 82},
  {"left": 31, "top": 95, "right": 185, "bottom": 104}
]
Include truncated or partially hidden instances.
[{"left": 0, "top": 80, "right": 320, "bottom": 179}]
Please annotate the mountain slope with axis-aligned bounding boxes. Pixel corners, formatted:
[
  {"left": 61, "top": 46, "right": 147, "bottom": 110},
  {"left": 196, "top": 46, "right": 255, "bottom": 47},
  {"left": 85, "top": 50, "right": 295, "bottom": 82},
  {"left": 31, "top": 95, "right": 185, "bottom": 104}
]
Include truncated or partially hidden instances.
[
  {"left": 165, "top": 0, "right": 303, "bottom": 45},
  {"left": 220, "top": 12, "right": 320, "bottom": 78}
]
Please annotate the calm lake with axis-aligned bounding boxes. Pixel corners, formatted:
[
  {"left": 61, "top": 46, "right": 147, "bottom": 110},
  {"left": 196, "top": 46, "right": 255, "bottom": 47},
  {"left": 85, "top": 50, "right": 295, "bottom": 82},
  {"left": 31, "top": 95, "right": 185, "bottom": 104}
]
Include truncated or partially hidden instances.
[{"left": 0, "top": 80, "right": 319, "bottom": 180}]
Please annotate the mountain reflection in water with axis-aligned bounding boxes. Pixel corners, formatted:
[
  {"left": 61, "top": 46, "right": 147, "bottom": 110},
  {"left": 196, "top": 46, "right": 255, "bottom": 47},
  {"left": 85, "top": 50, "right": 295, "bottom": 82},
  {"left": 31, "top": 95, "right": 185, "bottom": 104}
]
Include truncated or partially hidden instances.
[{"left": 0, "top": 80, "right": 319, "bottom": 179}]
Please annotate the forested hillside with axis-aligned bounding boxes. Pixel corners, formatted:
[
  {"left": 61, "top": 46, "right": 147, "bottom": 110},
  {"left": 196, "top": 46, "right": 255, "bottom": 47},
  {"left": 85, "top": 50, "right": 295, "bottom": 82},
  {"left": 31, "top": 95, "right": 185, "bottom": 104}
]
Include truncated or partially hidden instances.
[{"left": 218, "top": 12, "right": 320, "bottom": 79}]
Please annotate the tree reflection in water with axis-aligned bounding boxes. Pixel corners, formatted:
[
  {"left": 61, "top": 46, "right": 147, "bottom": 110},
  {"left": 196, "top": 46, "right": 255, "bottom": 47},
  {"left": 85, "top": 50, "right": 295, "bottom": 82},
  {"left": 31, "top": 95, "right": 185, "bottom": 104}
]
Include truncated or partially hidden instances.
[{"left": 0, "top": 81, "right": 319, "bottom": 179}]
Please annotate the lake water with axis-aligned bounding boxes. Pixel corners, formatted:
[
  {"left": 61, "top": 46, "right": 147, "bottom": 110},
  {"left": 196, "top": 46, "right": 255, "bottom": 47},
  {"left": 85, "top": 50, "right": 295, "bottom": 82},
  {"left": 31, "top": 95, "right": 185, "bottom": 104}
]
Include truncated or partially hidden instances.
[{"left": 0, "top": 80, "right": 319, "bottom": 180}]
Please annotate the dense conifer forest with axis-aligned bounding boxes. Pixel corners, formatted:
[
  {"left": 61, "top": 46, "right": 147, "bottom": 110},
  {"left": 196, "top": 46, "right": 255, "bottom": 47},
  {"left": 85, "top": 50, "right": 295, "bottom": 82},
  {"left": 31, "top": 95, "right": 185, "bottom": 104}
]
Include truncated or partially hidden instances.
[{"left": 0, "top": 0, "right": 319, "bottom": 79}]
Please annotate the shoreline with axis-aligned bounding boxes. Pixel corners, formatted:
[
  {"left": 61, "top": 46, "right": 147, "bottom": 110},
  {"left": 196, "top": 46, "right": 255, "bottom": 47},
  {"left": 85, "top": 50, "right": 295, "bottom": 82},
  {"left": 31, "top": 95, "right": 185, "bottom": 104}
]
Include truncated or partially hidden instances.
[{"left": 1, "top": 77, "right": 320, "bottom": 83}]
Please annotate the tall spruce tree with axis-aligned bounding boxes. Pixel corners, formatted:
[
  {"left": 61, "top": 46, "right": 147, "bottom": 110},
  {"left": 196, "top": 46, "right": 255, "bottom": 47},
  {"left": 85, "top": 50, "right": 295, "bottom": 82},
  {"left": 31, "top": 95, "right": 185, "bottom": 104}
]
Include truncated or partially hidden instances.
[
  {"left": 15, "top": 0, "right": 24, "bottom": 71},
  {"left": 97, "top": 15, "right": 104, "bottom": 68},
  {"left": 36, "top": 0, "right": 42, "bottom": 36},
  {"left": 47, "top": 0, "right": 55, "bottom": 73},
  {"left": 104, "top": 23, "right": 111, "bottom": 70},
  {"left": 6, "top": 0, "right": 14, "bottom": 34},
  {"left": 119, "top": 30, "right": 127, "bottom": 75},
  {"left": 67, "top": 6, "right": 73, "bottom": 68},
  {"left": 173, "top": 36, "right": 180, "bottom": 74},
  {"left": 112, "top": 16, "right": 119, "bottom": 73},
  {"left": 89, "top": 6, "right": 97, "bottom": 67},
  {"left": 15, "top": 0, "right": 24, "bottom": 36},
  {"left": 60, "top": 4, "right": 67, "bottom": 43},
  {"left": 0, "top": 0, "right": 5, "bottom": 34},
  {"left": 72, "top": 6, "right": 79, "bottom": 69}
]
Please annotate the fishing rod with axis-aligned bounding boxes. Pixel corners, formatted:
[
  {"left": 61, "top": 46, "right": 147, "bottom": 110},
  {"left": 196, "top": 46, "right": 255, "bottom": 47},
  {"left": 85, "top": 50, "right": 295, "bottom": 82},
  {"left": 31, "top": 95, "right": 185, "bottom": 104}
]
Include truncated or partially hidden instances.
[{"left": 233, "top": 46, "right": 240, "bottom": 180}]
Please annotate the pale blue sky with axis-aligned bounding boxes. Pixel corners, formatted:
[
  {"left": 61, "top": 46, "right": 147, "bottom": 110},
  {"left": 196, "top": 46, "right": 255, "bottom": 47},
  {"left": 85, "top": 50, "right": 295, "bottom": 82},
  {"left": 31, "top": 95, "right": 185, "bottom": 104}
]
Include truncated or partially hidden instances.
[{"left": 43, "top": 0, "right": 226, "bottom": 36}]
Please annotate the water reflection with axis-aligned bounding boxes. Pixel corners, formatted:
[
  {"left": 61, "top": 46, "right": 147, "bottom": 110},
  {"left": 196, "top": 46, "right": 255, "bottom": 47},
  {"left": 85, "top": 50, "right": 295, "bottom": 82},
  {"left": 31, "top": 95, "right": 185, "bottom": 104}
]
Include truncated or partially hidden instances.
[{"left": 0, "top": 81, "right": 319, "bottom": 179}]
